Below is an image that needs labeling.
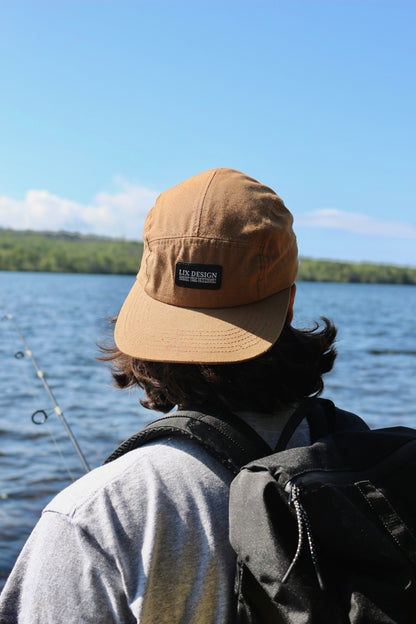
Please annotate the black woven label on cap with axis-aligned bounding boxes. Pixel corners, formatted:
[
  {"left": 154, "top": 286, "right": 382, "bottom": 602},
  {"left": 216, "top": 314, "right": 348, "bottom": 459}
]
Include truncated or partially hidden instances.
[{"left": 175, "top": 263, "right": 222, "bottom": 290}]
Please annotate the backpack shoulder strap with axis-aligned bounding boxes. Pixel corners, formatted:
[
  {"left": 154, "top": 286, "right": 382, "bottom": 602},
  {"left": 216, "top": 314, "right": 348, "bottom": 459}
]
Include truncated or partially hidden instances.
[
  {"left": 104, "top": 407, "right": 272, "bottom": 475},
  {"left": 274, "top": 397, "right": 369, "bottom": 452}
]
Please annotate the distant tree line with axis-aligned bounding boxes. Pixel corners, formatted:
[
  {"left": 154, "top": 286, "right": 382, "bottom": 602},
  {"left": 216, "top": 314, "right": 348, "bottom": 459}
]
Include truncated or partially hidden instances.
[
  {"left": 1, "top": 228, "right": 415, "bottom": 284},
  {"left": 0, "top": 229, "right": 142, "bottom": 274},
  {"left": 297, "top": 257, "right": 416, "bottom": 285}
]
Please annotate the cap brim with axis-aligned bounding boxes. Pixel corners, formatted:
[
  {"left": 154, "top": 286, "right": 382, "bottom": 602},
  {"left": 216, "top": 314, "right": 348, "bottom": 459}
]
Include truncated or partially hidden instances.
[{"left": 114, "top": 279, "right": 291, "bottom": 364}]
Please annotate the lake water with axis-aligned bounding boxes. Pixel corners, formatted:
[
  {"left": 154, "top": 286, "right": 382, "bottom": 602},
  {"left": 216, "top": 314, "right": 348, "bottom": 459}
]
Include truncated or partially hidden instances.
[{"left": 1, "top": 272, "right": 416, "bottom": 590}]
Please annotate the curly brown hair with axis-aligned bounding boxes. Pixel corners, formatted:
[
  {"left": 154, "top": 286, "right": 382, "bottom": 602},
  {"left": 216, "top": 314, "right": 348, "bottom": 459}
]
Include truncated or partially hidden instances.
[{"left": 99, "top": 318, "right": 337, "bottom": 414}]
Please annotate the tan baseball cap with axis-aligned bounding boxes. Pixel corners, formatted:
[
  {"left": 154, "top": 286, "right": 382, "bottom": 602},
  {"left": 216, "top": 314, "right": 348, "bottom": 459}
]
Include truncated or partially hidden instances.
[{"left": 115, "top": 168, "right": 298, "bottom": 363}]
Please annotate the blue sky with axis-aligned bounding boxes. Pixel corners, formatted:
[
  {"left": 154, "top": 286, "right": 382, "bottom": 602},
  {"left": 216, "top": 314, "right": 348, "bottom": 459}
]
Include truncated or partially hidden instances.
[{"left": 1, "top": 0, "right": 415, "bottom": 265}]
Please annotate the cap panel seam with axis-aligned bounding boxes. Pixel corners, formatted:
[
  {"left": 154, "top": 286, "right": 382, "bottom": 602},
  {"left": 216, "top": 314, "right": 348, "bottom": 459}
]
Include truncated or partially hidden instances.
[
  {"left": 195, "top": 169, "right": 218, "bottom": 237},
  {"left": 147, "top": 236, "right": 264, "bottom": 251},
  {"left": 273, "top": 237, "right": 299, "bottom": 265},
  {"left": 258, "top": 244, "right": 265, "bottom": 300}
]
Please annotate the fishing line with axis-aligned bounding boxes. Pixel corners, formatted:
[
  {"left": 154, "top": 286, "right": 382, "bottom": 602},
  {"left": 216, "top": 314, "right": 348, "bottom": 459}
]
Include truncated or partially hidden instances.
[
  {"left": 31, "top": 409, "right": 77, "bottom": 482},
  {"left": 1, "top": 297, "right": 90, "bottom": 474},
  {"left": 20, "top": 377, "right": 77, "bottom": 483},
  {"left": 8, "top": 339, "right": 76, "bottom": 482}
]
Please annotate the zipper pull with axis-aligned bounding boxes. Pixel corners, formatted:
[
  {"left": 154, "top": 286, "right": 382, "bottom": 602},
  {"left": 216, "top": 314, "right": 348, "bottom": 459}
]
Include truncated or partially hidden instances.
[
  {"left": 282, "top": 484, "right": 326, "bottom": 591},
  {"left": 282, "top": 484, "right": 304, "bottom": 583}
]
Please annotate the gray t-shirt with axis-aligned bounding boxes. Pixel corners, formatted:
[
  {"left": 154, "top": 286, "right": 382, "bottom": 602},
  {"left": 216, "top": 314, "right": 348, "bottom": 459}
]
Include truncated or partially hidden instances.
[{"left": 0, "top": 411, "right": 309, "bottom": 623}]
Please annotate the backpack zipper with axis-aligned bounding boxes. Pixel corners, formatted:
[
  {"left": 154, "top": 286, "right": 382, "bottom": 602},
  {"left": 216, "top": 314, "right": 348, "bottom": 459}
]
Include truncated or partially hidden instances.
[{"left": 282, "top": 484, "right": 326, "bottom": 591}]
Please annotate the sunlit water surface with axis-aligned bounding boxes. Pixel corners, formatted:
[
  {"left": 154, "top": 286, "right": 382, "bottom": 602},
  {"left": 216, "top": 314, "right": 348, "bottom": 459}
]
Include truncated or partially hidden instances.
[{"left": 1, "top": 272, "right": 416, "bottom": 588}]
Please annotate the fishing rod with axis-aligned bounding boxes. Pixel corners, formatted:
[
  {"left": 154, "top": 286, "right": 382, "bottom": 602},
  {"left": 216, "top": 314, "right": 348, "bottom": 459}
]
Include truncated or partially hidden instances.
[{"left": 1, "top": 297, "right": 91, "bottom": 474}]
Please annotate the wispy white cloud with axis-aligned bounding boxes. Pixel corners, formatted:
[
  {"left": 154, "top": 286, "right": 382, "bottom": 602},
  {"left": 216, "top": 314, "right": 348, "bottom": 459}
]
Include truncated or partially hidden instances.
[
  {"left": 295, "top": 209, "right": 416, "bottom": 239},
  {"left": 0, "top": 178, "right": 159, "bottom": 239},
  {"left": 3, "top": 190, "right": 416, "bottom": 245}
]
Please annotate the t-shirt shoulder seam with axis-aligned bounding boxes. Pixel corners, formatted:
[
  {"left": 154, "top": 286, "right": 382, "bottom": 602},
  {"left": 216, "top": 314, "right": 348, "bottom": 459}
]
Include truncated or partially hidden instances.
[{"left": 45, "top": 438, "right": 221, "bottom": 519}]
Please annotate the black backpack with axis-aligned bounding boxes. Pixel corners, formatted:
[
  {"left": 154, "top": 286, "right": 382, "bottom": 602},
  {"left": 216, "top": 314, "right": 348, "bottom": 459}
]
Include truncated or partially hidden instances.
[{"left": 105, "top": 398, "right": 416, "bottom": 624}]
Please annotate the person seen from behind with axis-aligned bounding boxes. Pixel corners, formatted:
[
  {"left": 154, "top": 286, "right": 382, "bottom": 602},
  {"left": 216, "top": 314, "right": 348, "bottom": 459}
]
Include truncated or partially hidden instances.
[{"left": 0, "top": 168, "right": 338, "bottom": 623}]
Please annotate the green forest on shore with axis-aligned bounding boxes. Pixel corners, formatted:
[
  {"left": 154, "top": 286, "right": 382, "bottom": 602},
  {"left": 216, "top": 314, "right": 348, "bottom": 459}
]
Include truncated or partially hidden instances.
[{"left": 1, "top": 228, "right": 415, "bottom": 285}]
